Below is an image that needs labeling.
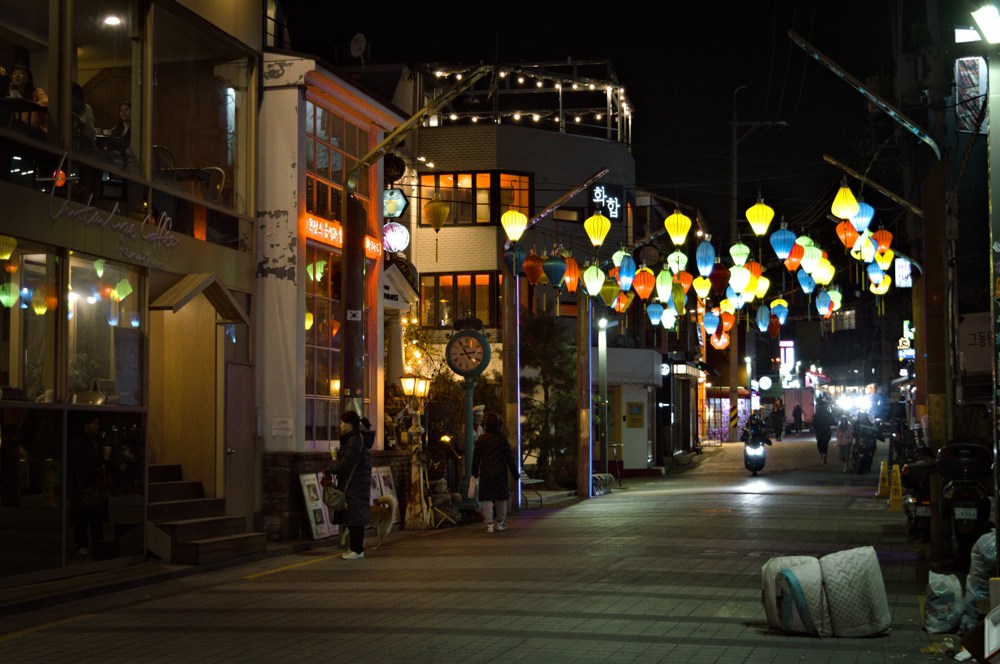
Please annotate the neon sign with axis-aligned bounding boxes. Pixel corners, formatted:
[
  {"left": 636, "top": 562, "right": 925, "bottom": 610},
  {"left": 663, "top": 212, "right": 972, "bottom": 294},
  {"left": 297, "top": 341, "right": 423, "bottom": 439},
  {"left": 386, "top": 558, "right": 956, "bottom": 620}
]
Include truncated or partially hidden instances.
[{"left": 304, "top": 215, "right": 382, "bottom": 259}]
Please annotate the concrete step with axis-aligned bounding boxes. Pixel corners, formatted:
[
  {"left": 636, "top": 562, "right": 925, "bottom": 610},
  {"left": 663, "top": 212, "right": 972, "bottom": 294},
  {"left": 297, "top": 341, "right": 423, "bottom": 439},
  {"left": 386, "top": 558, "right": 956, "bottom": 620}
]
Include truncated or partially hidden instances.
[
  {"left": 148, "top": 497, "right": 226, "bottom": 523},
  {"left": 154, "top": 515, "right": 247, "bottom": 544},
  {"left": 171, "top": 532, "right": 268, "bottom": 566},
  {"left": 148, "top": 480, "right": 205, "bottom": 502},
  {"left": 148, "top": 464, "right": 183, "bottom": 483}
]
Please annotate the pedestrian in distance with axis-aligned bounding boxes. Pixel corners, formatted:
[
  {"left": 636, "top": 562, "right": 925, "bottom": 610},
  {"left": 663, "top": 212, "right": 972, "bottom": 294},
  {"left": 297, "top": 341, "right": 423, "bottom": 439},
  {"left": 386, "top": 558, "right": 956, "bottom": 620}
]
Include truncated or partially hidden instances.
[
  {"left": 323, "top": 410, "right": 374, "bottom": 559},
  {"left": 813, "top": 403, "right": 835, "bottom": 464},
  {"left": 836, "top": 414, "right": 854, "bottom": 472},
  {"left": 792, "top": 403, "right": 803, "bottom": 434},
  {"left": 471, "top": 413, "right": 518, "bottom": 533},
  {"left": 770, "top": 399, "right": 785, "bottom": 442}
]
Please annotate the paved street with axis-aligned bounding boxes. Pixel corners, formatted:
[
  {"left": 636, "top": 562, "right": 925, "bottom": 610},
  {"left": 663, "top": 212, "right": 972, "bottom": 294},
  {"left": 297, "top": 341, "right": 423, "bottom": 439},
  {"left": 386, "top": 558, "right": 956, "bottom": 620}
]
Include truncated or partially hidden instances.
[{"left": 0, "top": 435, "right": 960, "bottom": 663}]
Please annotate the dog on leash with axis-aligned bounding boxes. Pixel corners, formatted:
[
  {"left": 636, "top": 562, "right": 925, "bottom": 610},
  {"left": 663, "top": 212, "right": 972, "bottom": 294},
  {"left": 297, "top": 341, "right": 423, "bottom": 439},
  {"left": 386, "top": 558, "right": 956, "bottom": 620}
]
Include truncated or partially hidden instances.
[{"left": 338, "top": 495, "right": 397, "bottom": 550}]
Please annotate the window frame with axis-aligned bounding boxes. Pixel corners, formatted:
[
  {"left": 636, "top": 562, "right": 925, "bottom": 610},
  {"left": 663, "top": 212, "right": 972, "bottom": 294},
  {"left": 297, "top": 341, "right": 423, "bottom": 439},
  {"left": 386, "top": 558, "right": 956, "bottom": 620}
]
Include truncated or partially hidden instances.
[
  {"left": 419, "top": 271, "right": 502, "bottom": 329},
  {"left": 418, "top": 171, "right": 531, "bottom": 229}
]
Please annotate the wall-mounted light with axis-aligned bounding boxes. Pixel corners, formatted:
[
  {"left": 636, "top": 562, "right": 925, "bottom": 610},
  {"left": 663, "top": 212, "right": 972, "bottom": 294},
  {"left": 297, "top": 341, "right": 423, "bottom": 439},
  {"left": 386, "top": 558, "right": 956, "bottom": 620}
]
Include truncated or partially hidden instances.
[{"left": 973, "top": 5, "right": 1000, "bottom": 43}]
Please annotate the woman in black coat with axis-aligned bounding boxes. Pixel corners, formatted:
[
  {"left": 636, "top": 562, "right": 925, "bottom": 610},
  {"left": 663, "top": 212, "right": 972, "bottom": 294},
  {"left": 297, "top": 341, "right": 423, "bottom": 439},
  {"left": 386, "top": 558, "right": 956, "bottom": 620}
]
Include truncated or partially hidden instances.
[
  {"left": 324, "top": 411, "right": 373, "bottom": 559},
  {"left": 471, "top": 413, "right": 518, "bottom": 533},
  {"left": 813, "top": 404, "right": 834, "bottom": 463}
]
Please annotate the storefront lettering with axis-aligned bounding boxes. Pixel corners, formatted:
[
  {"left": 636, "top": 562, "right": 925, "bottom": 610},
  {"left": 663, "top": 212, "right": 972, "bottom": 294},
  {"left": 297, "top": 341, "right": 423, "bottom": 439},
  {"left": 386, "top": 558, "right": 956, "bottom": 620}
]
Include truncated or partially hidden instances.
[{"left": 47, "top": 154, "right": 181, "bottom": 266}]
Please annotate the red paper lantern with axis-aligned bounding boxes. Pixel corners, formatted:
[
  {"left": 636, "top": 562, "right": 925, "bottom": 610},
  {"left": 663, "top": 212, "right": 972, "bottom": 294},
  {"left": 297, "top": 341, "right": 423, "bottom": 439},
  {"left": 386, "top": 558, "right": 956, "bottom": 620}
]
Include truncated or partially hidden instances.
[
  {"left": 720, "top": 310, "right": 735, "bottom": 332},
  {"left": 709, "top": 263, "right": 730, "bottom": 296},
  {"left": 744, "top": 260, "right": 763, "bottom": 279},
  {"left": 523, "top": 251, "right": 544, "bottom": 285},
  {"left": 768, "top": 314, "right": 781, "bottom": 338},
  {"left": 710, "top": 330, "right": 730, "bottom": 349},
  {"left": 836, "top": 220, "right": 859, "bottom": 249},
  {"left": 784, "top": 243, "right": 804, "bottom": 272},
  {"left": 674, "top": 271, "right": 693, "bottom": 294},
  {"left": 632, "top": 266, "right": 656, "bottom": 301},
  {"left": 563, "top": 256, "right": 579, "bottom": 293},
  {"left": 872, "top": 228, "right": 893, "bottom": 252}
]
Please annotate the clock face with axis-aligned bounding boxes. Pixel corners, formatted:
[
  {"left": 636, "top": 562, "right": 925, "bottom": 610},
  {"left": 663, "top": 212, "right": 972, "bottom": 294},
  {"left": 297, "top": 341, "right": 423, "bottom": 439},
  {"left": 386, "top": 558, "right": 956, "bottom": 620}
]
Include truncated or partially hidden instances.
[{"left": 446, "top": 331, "right": 490, "bottom": 376}]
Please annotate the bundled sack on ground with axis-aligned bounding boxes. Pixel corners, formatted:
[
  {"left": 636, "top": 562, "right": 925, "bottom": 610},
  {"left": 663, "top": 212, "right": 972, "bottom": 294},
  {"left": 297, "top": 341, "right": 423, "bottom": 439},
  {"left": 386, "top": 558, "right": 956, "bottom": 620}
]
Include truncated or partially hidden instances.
[
  {"left": 959, "top": 530, "right": 997, "bottom": 636},
  {"left": 761, "top": 546, "right": 891, "bottom": 638},
  {"left": 923, "top": 571, "right": 963, "bottom": 634}
]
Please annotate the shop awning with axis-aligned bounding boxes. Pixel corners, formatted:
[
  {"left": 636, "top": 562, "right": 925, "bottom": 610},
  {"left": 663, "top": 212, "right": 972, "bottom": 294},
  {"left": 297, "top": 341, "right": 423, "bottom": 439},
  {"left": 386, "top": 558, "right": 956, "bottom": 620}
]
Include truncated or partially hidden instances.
[{"left": 150, "top": 273, "right": 249, "bottom": 325}]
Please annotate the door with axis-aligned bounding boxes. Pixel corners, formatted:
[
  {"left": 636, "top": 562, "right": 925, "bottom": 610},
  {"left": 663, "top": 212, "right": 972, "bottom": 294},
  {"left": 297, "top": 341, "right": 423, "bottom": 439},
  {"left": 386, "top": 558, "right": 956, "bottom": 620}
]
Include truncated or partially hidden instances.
[{"left": 224, "top": 363, "right": 256, "bottom": 528}]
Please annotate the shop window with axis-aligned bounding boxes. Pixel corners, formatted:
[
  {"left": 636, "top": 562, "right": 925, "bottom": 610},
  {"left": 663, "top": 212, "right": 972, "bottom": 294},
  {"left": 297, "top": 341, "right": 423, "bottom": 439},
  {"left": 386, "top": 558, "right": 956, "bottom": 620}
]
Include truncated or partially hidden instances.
[
  {"left": 68, "top": 254, "right": 143, "bottom": 405},
  {"left": 0, "top": 5, "right": 54, "bottom": 147},
  {"left": 305, "top": 243, "right": 343, "bottom": 444},
  {"left": 305, "top": 100, "right": 370, "bottom": 222},
  {"left": 0, "top": 241, "right": 58, "bottom": 401},
  {"left": 151, "top": 3, "right": 253, "bottom": 214},
  {"left": 420, "top": 271, "right": 500, "bottom": 328},
  {"left": 419, "top": 172, "right": 529, "bottom": 228}
]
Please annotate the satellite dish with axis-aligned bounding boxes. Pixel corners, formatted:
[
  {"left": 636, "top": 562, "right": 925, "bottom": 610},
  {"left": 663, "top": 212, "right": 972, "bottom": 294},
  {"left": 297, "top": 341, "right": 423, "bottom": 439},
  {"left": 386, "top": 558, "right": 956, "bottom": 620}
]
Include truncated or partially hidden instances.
[{"left": 349, "top": 33, "right": 367, "bottom": 61}]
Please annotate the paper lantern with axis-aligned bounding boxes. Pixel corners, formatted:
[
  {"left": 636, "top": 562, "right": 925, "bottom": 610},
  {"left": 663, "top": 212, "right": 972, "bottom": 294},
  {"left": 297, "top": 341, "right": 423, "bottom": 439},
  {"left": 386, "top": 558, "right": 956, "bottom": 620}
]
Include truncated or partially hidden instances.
[
  {"left": 768, "top": 315, "right": 781, "bottom": 338},
  {"left": 632, "top": 266, "right": 655, "bottom": 301},
  {"left": 784, "top": 243, "right": 804, "bottom": 272},
  {"left": 599, "top": 278, "right": 621, "bottom": 307},
  {"left": 709, "top": 263, "right": 730, "bottom": 295},
  {"left": 725, "top": 286, "right": 744, "bottom": 310},
  {"left": 617, "top": 254, "right": 636, "bottom": 292},
  {"left": 815, "top": 290, "right": 832, "bottom": 316},
  {"left": 504, "top": 242, "right": 526, "bottom": 275},
  {"left": 744, "top": 260, "right": 763, "bottom": 279},
  {"left": 582, "top": 263, "right": 605, "bottom": 296},
  {"left": 563, "top": 256, "right": 580, "bottom": 293},
  {"left": 425, "top": 196, "right": 450, "bottom": 258},
  {"left": 729, "top": 241, "right": 751, "bottom": 266},
  {"left": 646, "top": 302, "right": 665, "bottom": 325},
  {"left": 874, "top": 249, "right": 894, "bottom": 271},
  {"left": 710, "top": 330, "right": 730, "bottom": 350},
  {"left": 872, "top": 228, "right": 893, "bottom": 252},
  {"left": 799, "top": 246, "right": 822, "bottom": 274},
  {"left": 756, "top": 305, "right": 770, "bottom": 333},
  {"left": 664, "top": 209, "right": 692, "bottom": 246},
  {"left": 813, "top": 258, "right": 835, "bottom": 286},
  {"left": 718, "top": 298, "right": 735, "bottom": 315},
  {"left": 867, "top": 262, "right": 884, "bottom": 285},
  {"left": 584, "top": 213, "right": 611, "bottom": 248},
  {"left": 666, "top": 250, "right": 688, "bottom": 274},
  {"left": 755, "top": 275, "right": 770, "bottom": 299},
  {"left": 771, "top": 302, "right": 789, "bottom": 325},
  {"left": 829, "top": 288, "right": 843, "bottom": 310},
  {"left": 703, "top": 310, "right": 720, "bottom": 335},
  {"left": 382, "top": 220, "right": 410, "bottom": 253},
  {"left": 661, "top": 309, "right": 678, "bottom": 330},
  {"left": 695, "top": 240, "right": 716, "bottom": 277},
  {"left": 742, "top": 276, "right": 758, "bottom": 303},
  {"left": 655, "top": 266, "right": 673, "bottom": 301},
  {"left": 871, "top": 275, "right": 892, "bottom": 295},
  {"left": 728, "top": 265, "right": 751, "bottom": 294},
  {"left": 523, "top": 251, "right": 544, "bottom": 285},
  {"left": 692, "top": 276, "right": 712, "bottom": 299},
  {"left": 542, "top": 253, "right": 567, "bottom": 289},
  {"left": 500, "top": 209, "right": 528, "bottom": 242},
  {"left": 671, "top": 282, "right": 687, "bottom": 316},
  {"left": 0, "top": 235, "right": 16, "bottom": 261},
  {"left": 0, "top": 282, "right": 17, "bottom": 307},
  {"left": 720, "top": 310, "right": 736, "bottom": 332},
  {"left": 830, "top": 180, "right": 859, "bottom": 219},
  {"left": 746, "top": 196, "right": 775, "bottom": 236},
  {"left": 797, "top": 268, "right": 816, "bottom": 294},
  {"left": 31, "top": 288, "right": 48, "bottom": 315},
  {"left": 106, "top": 298, "right": 120, "bottom": 326},
  {"left": 836, "top": 220, "right": 859, "bottom": 249},
  {"left": 770, "top": 226, "right": 796, "bottom": 260},
  {"left": 850, "top": 201, "right": 875, "bottom": 233},
  {"left": 612, "top": 247, "right": 629, "bottom": 267},
  {"left": 675, "top": 271, "right": 693, "bottom": 294}
]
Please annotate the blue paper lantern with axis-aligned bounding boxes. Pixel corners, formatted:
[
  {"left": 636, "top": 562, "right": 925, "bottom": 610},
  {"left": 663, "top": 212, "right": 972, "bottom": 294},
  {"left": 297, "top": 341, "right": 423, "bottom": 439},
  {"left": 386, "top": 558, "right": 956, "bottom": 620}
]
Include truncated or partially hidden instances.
[
  {"left": 695, "top": 240, "right": 715, "bottom": 277},
  {"left": 702, "top": 310, "right": 720, "bottom": 335},
  {"left": 797, "top": 268, "right": 816, "bottom": 294},
  {"left": 850, "top": 201, "right": 875, "bottom": 234},
  {"left": 867, "top": 262, "right": 884, "bottom": 285},
  {"left": 725, "top": 285, "right": 745, "bottom": 310},
  {"left": 504, "top": 243, "right": 526, "bottom": 275},
  {"left": 756, "top": 305, "right": 770, "bottom": 333},
  {"left": 771, "top": 303, "right": 788, "bottom": 325},
  {"left": 542, "top": 254, "right": 567, "bottom": 289},
  {"left": 646, "top": 302, "right": 665, "bottom": 326},
  {"left": 816, "top": 290, "right": 832, "bottom": 315},
  {"left": 617, "top": 254, "right": 636, "bottom": 292},
  {"left": 769, "top": 227, "right": 796, "bottom": 260}
]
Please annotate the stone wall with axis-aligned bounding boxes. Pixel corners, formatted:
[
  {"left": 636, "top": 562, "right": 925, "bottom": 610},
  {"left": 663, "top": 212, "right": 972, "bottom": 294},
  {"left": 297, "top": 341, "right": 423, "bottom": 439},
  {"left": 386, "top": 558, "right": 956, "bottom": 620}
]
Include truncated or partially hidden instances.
[{"left": 260, "top": 449, "right": 411, "bottom": 541}]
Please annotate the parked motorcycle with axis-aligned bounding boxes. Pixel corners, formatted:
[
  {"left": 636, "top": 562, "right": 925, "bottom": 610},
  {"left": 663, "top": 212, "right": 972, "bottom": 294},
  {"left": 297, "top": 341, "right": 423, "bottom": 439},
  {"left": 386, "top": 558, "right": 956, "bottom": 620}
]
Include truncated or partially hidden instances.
[
  {"left": 742, "top": 414, "right": 770, "bottom": 476},
  {"left": 900, "top": 449, "right": 936, "bottom": 542},
  {"left": 937, "top": 443, "right": 994, "bottom": 572}
]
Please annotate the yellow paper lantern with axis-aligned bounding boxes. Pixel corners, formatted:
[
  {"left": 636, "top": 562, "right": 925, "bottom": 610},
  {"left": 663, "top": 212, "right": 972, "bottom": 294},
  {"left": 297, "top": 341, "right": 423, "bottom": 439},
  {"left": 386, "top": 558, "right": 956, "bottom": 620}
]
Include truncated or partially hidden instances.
[
  {"left": 874, "top": 248, "right": 894, "bottom": 271},
  {"left": 500, "top": 209, "right": 528, "bottom": 243},
  {"left": 0, "top": 235, "right": 16, "bottom": 261},
  {"left": 599, "top": 277, "right": 620, "bottom": 307},
  {"left": 692, "top": 276, "right": 712, "bottom": 299},
  {"left": 582, "top": 263, "right": 605, "bottom": 297},
  {"left": 830, "top": 180, "right": 860, "bottom": 219},
  {"left": 728, "top": 265, "right": 751, "bottom": 293},
  {"left": 584, "top": 213, "right": 611, "bottom": 248},
  {"left": 664, "top": 209, "right": 692, "bottom": 246},
  {"left": 755, "top": 275, "right": 770, "bottom": 299},
  {"left": 745, "top": 195, "right": 775, "bottom": 237}
]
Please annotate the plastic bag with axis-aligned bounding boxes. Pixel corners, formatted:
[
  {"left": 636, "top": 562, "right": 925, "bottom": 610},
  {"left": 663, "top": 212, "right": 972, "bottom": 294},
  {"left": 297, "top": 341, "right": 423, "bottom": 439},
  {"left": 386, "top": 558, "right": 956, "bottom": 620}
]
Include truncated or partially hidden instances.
[
  {"left": 960, "top": 530, "right": 997, "bottom": 635},
  {"left": 924, "top": 571, "right": 963, "bottom": 634}
]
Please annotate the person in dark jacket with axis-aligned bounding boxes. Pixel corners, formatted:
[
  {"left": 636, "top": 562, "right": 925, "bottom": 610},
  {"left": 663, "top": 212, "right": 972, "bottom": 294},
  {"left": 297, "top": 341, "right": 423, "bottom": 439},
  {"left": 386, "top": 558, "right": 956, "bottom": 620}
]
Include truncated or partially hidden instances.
[
  {"left": 471, "top": 413, "right": 518, "bottom": 533},
  {"left": 770, "top": 399, "right": 785, "bottom": 442},
  {"left": 324, "top": 410, "right": 373, "bottom": 559},
  {"left": 813, "top": 403, "right": 835, "bottom": 463}
]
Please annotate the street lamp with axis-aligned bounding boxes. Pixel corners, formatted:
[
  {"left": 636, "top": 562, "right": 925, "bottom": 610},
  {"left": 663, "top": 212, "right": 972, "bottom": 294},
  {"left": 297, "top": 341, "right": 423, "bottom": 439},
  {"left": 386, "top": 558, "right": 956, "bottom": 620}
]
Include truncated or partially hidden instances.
[
  {"left": 400, "top": 373, "right": 430, "bottom": 447},
  {"left": 597, "top": 316, "right": 617, "bottom": 475}
]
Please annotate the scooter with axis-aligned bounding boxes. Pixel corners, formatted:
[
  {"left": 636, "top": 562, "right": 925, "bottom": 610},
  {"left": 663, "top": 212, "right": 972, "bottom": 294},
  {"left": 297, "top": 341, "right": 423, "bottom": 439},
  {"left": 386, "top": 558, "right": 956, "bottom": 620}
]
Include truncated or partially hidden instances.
[
  {"left": 742, "top": 422, "right": 770, "bottom": 476},
  {"left": 937, "top": 443, "right": 994, "bottom": 572},
  {"left": 900, "top": 450, "right": 936, "bottom": 542},
  {"left": 850, "top": 417, "right": 878, "bottom": 474}
]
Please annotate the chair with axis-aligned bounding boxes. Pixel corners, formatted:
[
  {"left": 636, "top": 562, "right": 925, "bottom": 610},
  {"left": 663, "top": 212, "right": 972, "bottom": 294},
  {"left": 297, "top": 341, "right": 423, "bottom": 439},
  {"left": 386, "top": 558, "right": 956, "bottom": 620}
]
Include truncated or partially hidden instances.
[
  {"left": 201, "top": 166, "right": 225, "bottom": 201},
  {"left": 73, "top": 390, "right": 105, "bottom": 405},
  {"left": 152, "top": 145, "right": 176, "bottom": 172}
]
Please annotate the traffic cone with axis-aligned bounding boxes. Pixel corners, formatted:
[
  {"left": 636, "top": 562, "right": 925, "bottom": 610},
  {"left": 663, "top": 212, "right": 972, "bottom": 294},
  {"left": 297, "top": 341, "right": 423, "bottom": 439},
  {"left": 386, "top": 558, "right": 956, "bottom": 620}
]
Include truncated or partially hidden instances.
[
  {"left": 876, "top": 460, "right": 889, "bottom": 497},
  {"left": 887, "top": 464, "right": 903, "bottom": 512}
]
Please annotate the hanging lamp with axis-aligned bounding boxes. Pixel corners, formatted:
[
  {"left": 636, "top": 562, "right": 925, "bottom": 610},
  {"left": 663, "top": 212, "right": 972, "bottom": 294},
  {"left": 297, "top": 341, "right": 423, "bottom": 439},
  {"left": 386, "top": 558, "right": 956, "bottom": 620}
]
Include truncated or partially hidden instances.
[
  {"left": 695, "top": 239, "right": 716, "bottom": 277},
  {"left": 500, "top": 209, "right": 528, "bottom": 243},
  {"left": 769, "top": 223, "right": 796, "bottom": 260},
  {"left": 504, "top": 242, "right": 526, "bottom": 276},
  {"left": 646, "top": 302, "right": 665, "bottom": 325},
  {"left": 830, "top": 179, "right": 860, "bottom": 219},
  {"left": 632, "top": 266, "right": 655, "bottom": 300},
  {"left": 729, "top": 240, "right": 751, "bottom": 266},
  {"left": 522, "top": 250, "right": 544, "bottom": 285},
  {"left": 702, "top": 310, "right": 720, "bottom": 335},
  {"left": 756, "top": 305, "right": 770, "bottom": 333},
  {"left": 850, "top": 200, "right": 875, "bottom": 234},
  {"left": 746, "top": 194, "right": 775, "bottom": 237},
  {"left": 584, "top": 213, "right": 611, "bottom": 248},
  {"left": 423, "top": 194, "right": 451, "bottom": 261},
  {"left": 692, "top": 276, "right": 712, "bottom": 299},
  {"left": 563, "top": 256, "right": 580, "bottom": 293},
  {"left": 784, "top": 243, "right": 804, "bottom": 272},
  {"left": 663, "top": 209, "right": 692, "bottom": 246},
  {"left": 655, "top": 265, "right": 673, "bottom": 301},
  {"left": 617, "top": 254, "right": 637, "bottom": 291},
  {"left": 582, "top": 263, "right": 605, "bottom": 297}
]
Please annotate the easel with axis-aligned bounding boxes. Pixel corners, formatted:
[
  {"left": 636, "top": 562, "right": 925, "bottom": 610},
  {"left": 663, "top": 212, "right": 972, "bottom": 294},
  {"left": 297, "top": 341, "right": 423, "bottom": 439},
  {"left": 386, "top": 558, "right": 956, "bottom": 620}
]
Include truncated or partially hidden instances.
[{"left": 422, "top": 463, "right": 456, "bottom": 528}]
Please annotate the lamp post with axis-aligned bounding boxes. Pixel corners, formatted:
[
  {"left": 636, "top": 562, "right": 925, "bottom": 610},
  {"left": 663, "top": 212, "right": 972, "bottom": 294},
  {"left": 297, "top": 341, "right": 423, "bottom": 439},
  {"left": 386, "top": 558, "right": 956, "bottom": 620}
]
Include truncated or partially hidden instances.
[
  {"left": 597, "top": 317, "right": 617, "bottom": 475},
  {"left": 400, "top": 372, "right": 430, "bottom": 529}
]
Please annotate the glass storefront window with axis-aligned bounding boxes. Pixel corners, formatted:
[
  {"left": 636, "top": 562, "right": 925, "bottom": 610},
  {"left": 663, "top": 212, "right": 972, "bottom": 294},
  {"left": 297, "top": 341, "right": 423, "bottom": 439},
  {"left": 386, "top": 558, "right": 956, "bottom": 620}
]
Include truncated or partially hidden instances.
[
  {"left": 72, "top": 0, "right": 140, "bottom": 174},
  {"left": 152, "top": 3, "right": 252, "bottom": 214},
  {"left": 68, "top": 254, "right": 143, "bottom": 405},
  {"left": 419, "top": 172, "right": 530, "bottom": 227},
  {"left": 0, "top": 240, "right": 58, "bottom": 402},
  {"left": 305, "top": 243, "right": 342, "bottom": 444},
  {"left": 305, "top": 100, "right": 369, "bottom": 221}
]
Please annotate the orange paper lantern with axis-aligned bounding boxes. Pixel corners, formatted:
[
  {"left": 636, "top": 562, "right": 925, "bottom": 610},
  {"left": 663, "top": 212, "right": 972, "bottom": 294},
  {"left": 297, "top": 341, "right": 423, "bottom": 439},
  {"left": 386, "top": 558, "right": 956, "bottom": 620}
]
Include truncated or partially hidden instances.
[
  {"left": 784, "top": 243, "right": 804, "bottom": 272},
  {"left": 563, "top": 256, "right": 579, "bottom": 293},
  {"left": 632, "top": 266, "right": 655, "bottom": 301}
]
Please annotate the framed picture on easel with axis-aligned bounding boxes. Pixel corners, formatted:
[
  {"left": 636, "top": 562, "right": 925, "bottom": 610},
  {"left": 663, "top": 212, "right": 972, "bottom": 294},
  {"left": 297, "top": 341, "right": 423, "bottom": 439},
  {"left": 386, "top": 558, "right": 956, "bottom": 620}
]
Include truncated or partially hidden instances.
[
  {"left": 373, "top": 466, "right": 401, "bottom": 525},
  {"left": 299, "top": 472, "right": 335, "bottom": 539}
]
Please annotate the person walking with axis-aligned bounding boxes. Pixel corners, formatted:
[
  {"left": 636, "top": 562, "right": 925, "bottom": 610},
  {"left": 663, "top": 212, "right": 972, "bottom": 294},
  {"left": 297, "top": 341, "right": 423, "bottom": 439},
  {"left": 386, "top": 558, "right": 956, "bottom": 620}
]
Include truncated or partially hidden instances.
[
  {"left": 68, "top": 414, "right": 108, "bottom": 556},
  {"left": 471, "top": 413, "right": 518, "bottom": 533},
  {"left": 836, "top": 414, "right": 854, "bottom": 472},
  {"left": 813, "top": 403, "right": 834, "bottom": 463},
  {"left": 324, "top": 410, "right": 373, "bottom": 559},
  {"left": 770, "top": 399, "right": 785, "bottom": 442},
  {"left": 792, "top": 403, "right": 803, "bottom": 434}
]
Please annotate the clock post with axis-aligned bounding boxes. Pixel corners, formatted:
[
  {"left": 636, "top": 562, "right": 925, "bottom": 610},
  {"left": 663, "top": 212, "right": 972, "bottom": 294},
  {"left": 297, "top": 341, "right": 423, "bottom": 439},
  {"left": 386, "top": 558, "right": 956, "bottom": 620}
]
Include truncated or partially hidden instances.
[{"left": 445, "top": 318, "right": 491, "bottom": 510}]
